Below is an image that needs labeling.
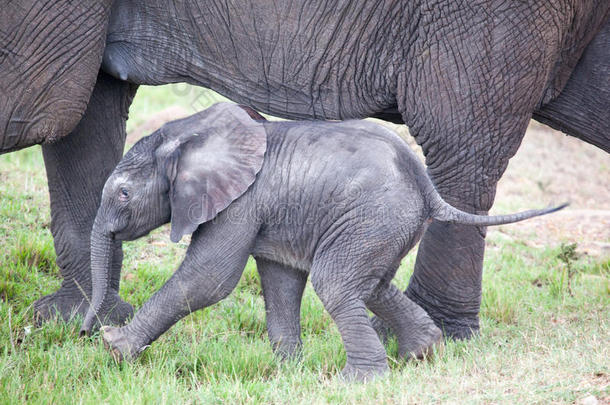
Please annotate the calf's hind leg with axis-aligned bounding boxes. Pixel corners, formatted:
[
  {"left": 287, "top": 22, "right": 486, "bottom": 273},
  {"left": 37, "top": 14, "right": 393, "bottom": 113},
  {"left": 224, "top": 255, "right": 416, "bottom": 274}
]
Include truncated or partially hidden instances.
[
  {"left": 367, "top": 283, "right": 442, "bottom": 359},
  {"left": 310, "top": 249, "right": 392, "bottom": 381}
]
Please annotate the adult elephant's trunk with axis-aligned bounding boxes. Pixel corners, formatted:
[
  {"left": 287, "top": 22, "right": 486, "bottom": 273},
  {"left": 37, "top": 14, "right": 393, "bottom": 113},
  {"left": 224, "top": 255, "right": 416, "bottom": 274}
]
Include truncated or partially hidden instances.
[{"left": 81, "top": 215, "right": 129, "bottom": 335}]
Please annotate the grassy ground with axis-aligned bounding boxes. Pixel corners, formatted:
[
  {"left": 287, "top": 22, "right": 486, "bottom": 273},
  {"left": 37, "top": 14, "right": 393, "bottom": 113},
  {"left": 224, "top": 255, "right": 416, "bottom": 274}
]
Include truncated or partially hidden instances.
[{"left": 0, "top": 85, "right": 608, "bottom": 404}]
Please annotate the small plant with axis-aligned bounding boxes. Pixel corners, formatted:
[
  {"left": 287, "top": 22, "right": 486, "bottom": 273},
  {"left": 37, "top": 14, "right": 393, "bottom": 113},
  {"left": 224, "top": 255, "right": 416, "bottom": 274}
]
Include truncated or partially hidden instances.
[
  {"left": 536, "top": 179, "right": 551, "bottom": 192},
  {"left": 557, "top": 242, "right": 579, "bottom": 297}
]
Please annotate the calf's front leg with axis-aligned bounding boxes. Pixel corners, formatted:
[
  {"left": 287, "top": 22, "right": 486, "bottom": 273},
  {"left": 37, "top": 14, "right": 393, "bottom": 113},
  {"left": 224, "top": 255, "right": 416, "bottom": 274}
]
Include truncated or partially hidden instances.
[
  {"left": 102, "top": 214, "right": 257, "bottom": 361},
  {"left": 256, "top": 258, "right": 307, "bottom": 359}
]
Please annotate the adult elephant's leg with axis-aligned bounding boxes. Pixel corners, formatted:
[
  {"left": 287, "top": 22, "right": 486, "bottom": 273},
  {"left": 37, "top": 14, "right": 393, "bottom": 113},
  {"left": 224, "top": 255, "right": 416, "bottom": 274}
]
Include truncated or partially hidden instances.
[
  {"left": 396, "top": 6, "right": 565, "bottom": 339},
  {"left": 401, "top": 111, "right": 531, "bottom": 338},
  {"left": 401, "top": 105, "right": 536, "bottom": 338},
  {"left": 34, "top": 71, "right": 138, "bottom": 323},
  {"left": 406, "top": 217, "right": 488, "bottom": 339},
  {"left": 404, "top": 135, "right": 528, "bottom": 338}
]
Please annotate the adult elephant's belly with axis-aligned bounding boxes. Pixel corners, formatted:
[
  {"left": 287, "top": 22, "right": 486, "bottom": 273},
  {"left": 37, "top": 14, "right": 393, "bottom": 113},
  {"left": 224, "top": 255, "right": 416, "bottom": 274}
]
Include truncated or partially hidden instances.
[{"left": 101, "top": 0, "right": 402, "bottom": 121}]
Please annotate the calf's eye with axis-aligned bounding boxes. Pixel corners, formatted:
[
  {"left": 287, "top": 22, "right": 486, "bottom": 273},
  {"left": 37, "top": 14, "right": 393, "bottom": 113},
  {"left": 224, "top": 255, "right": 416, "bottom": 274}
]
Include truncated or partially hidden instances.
[{"left": 119, "top": 187, "right": 130, "bottom": 201}]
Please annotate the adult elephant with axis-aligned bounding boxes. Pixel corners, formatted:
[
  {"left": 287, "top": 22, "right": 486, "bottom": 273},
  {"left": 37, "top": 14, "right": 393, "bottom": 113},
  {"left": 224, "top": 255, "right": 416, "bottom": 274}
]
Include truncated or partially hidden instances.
[
  {"left": 1, "top": 1, "right": 138, "bottom": 324},
  {"left": 1, "top": 1, "right": 608, "bottom": 339}
]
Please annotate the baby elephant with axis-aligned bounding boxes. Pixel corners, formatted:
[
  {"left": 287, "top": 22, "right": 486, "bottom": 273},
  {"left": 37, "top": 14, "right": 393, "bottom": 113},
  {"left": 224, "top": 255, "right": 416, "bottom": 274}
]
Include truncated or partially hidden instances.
[{"left": 81, "top": 103, "right": 565, "bottom": 381}]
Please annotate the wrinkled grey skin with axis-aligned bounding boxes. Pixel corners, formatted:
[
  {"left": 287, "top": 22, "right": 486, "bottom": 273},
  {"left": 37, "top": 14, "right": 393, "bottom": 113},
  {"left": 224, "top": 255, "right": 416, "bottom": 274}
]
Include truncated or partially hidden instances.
[
  {"left": 84, "top": 103, "right": 565, "bottom": 381},
  {"left": 1, "top": 1, "right": 138, "bottom": 324},
  {"left": 2, "top": 2, "right": 608, "bottom": 338}
]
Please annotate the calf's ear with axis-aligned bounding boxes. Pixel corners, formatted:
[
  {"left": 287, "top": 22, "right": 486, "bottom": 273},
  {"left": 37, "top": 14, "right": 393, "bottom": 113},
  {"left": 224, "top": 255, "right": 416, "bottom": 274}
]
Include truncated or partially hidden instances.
[{"left": 160, "top": 103, "right": 267, "bottom": 242}]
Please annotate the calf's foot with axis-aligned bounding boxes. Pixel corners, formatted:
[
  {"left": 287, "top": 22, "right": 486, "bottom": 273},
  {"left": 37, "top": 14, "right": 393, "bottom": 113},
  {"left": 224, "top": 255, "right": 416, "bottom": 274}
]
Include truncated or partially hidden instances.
[
  {"left": 370, "top": 316, "right": 392, "bottom": 344},
  {"left": 367, "top": 284, "right": 443, "bottom": 360},
  {"left": 399, "top": 322, "right": 443, "bottom": 360},
  {"left": 101, "top": 326, "right": 144, "bottom": 362},
  {"left": 370, "top": 315, "right": 442, "bottom": 359}
]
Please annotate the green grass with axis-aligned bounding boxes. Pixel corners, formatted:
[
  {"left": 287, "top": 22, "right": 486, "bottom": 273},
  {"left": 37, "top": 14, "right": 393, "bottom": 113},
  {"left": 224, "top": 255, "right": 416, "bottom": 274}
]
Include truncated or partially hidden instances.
[
  {"left": 1, "top": 86, "right": 608, "bottom": 404},
  {"left": 125, "top": 84, "right": 229, "bottom": 134}
]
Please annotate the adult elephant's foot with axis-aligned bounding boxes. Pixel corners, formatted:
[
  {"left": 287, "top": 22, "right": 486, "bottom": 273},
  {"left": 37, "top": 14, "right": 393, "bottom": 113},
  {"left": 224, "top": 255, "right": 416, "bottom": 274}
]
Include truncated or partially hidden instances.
[
  {"left": 406, "top": 276, "right": 479, "bottom": 340},
  {"left": 106, "top": 297, "right": 134, "bottom": 326},
  {"left": 101, "top": 326, "right": 143, "bottom": 362},
  {"left": 405, "top": 221, "right": 485, "bottom": 340},
  {"left": 271, "top": 339, "right": 302, "bottom": 361},
  {"left": 34, "top": 287, "right": 89, "bottom": 324},
  {"left": 340, "top": 362, "right": 389, "bottom": 383},
  {"left": 80, "top": 292, "right": 134, "bottom": 335},
  {"left": 34, "top": 287, "right": 133, "bottom": 330}
]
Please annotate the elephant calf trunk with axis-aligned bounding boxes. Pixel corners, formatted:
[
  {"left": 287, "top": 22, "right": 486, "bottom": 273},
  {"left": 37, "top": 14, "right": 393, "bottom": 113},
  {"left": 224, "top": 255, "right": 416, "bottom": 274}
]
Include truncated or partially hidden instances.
[{"left": 81, "top": 218, "right": 117, "bottom": 335}]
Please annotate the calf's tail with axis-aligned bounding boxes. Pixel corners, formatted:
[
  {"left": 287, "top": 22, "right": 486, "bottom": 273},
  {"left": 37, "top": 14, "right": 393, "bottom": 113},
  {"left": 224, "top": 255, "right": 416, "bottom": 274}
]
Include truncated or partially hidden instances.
[{"left": 427, "top": 189, "right": 568, "bottom": 227}]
